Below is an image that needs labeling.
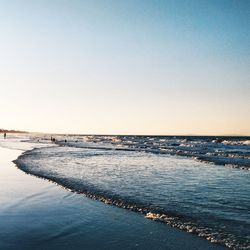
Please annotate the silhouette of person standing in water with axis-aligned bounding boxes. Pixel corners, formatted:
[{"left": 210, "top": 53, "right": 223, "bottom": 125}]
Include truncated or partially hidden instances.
[{"left": 4, "top": 133, "right": 6, "bottom": 139}]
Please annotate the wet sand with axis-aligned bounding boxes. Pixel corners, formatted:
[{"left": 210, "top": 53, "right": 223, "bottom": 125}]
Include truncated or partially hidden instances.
[{"left": 0, "top": 146, "right": 225, "bottom": 250}]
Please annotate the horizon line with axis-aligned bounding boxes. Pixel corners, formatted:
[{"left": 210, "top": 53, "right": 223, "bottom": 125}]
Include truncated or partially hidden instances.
[{"left": 4, "top": 129, "right": 250, "bottom": 137}]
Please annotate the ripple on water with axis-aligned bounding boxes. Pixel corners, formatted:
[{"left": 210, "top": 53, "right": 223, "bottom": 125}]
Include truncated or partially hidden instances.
[{"left": 15, "top": 145, "right": 250, "bottom": 249}]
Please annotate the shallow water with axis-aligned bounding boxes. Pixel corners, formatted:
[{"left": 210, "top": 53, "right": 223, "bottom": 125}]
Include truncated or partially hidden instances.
[
  {"left": 56, "top": 135, "right": 250, "bottom": 169},
  {"left": 15, "top": 141, "right": 250, "bottom": 249},
  {"left": 0, "top": 143, "right": 225, "bottom": 250}
]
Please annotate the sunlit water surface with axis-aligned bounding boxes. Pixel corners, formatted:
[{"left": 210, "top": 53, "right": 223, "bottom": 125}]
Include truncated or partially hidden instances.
[
  {"left": 15, "top": 144, "right": 250, "bottom": 249},
  {"left": 0, "top": 138, "right": 226, "bottom": 250}
]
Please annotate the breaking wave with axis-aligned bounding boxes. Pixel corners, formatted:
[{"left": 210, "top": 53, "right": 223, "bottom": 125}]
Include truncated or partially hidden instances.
[
  {"left": 14, "top": 144, "right": 250, "bottom": 250},
  {"left": 53, "top": 135, "right": 250, "bottom": 170}
]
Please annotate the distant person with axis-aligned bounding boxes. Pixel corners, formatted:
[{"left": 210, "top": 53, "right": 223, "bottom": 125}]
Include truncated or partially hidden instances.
[{"left": 4, "top": 133, "right": 6, "bottom": 139}]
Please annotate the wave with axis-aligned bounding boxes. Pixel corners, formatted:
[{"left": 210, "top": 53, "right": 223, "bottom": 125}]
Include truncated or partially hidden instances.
[
  {"left": 243, "top": 140, "right": 250, "bottom": 145},
  {"left": 55, "top": 137, "right": 250, "bottom": 170},
  {"left": 14, "top": 145, "right": 250, "bottom": 250}
]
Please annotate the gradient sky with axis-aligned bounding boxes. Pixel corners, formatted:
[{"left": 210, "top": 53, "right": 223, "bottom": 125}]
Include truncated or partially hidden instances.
[{"left": 0, "top": 0, "right": 249, "bottom": 135}]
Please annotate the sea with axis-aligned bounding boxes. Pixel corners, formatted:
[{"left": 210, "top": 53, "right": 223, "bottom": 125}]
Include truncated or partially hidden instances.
[{"left": 6, "top": 134, "right": 250, "bottom": 249}]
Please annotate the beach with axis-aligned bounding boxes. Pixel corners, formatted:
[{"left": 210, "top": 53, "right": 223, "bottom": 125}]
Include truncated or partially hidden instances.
[
  {"left": 1, "top": 1, "right": 249, "bottom": 248},
  {"left": 0, "top": 141, "right": 226, "bottom": 250}
]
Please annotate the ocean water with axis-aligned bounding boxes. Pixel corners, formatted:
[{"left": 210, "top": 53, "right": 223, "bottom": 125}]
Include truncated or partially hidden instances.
[
  {"left": 14, "top": 135, "right": 250, "bottom": 249},
  {"left": 55, "top": 135, "right": 250, "bottom": 169},
  {"left": 0, "top": 145, "right": 225, "bottom": 250}
]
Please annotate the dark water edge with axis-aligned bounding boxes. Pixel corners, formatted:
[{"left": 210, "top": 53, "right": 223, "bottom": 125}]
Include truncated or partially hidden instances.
[{"left": 14, "top": 147, "right": 245, "bottom": 250}]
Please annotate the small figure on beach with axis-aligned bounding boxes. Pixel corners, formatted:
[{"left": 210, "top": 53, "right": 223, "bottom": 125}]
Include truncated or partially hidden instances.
[
  {"left": 51, "top": 137, "right": 56, "bottom": 142},
  {"left": 4, "top": 133, "right": 6, "bottom": 139}
]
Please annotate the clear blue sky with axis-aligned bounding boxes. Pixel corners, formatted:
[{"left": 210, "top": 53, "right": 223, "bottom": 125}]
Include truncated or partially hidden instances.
[{"left": 0, "top": 0, "right": 249, "bottom": 135}]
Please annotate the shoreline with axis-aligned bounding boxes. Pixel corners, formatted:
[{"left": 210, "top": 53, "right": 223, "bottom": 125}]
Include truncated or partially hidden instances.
[
  {"left": 14, "top": 146, "right": 229, "bottom": 247},
  {"left": 0, "top": 144, "right": 225, "bottom": 250}
]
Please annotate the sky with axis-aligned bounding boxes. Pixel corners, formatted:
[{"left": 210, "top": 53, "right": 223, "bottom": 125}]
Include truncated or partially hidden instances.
[{"left": 0, "top": 0, "right": 249, "bottom": 135}]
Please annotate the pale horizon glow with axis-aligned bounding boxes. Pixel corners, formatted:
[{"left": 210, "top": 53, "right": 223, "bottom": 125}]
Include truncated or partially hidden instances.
[{"left": 0, "top": 0, "right": 249, "bottom": 135}]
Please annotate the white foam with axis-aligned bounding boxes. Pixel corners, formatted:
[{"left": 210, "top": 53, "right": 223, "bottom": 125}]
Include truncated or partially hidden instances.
[{"left": 243, "top": 140, "right": 250, "bottom": 145}]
